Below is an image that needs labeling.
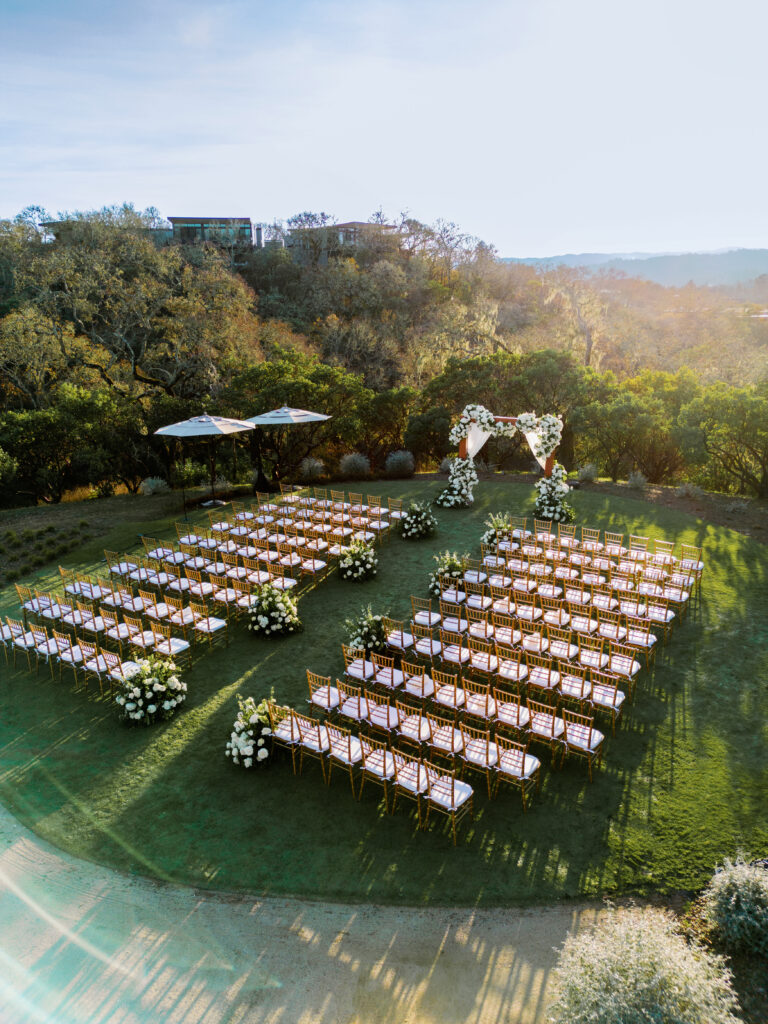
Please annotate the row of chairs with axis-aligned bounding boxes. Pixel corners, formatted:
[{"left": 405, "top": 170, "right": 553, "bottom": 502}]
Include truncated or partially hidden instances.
[
  {"left": 338, "top": 646, "right": 629, "bottom": 733},
  {"left": 268, "top": 702, "right": 475, "bottom": 844},
  {"left": 306, "top": 669, "right": 606, "bottom": 785}
]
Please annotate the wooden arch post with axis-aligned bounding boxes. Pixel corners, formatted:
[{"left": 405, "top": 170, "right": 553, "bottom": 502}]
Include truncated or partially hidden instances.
[{"left": 457, "top": 415, "right": 555, "bottom": 476}]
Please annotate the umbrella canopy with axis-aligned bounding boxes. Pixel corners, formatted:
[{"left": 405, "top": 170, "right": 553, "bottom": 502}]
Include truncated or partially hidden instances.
[
  {"left": 154, "top": 414, "right": 255, "bottom": 503},
  {"left": 155, "top": 413, "right": 256, "bottom": 437},
  {"left": 246, "top": 406, "right": 330, "bottom": 425}
]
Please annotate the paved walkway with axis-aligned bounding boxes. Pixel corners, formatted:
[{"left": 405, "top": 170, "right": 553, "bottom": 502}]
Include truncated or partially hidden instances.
[{"left": 0, "top": 805, "right": 607, "bottom": 1024}]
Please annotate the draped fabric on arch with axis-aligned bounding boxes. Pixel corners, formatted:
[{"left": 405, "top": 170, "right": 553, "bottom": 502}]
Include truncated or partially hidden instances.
[{"left": 464, "top": 422, "right": 548, "bottom": 471}]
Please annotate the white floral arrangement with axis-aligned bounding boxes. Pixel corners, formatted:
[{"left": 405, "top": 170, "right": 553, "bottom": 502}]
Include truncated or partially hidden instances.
[
  {"left": 533, "top": 461, "right": 575, "bottom": 523},
  {"left": 114, "top": 655, "right": 186, "bottom": 724},
  {"left": 339, "top": 539, "right": 378, "bottom": 581},
  {"left": 448, "top": 404, "right": 517, "bottom": 444},
  {"left": 399, "top": 501, "right": 438, "bottom": 540},
  {"left": 225, "top": 693, "right": 273, "bottom": 768},
  {"left": 247, "top": 583, "right": 302, "bottom": 636},
  {"left": 344, "top": 604, "right": 388, "bottom": 653},
  {"left": 428, "top": 550, "right": 468, "bottom": 597},
  {"left": 480, "top": 511, "right": 512, "bottom": 546},
  {"left": 435, "top": 456, "right": 479, "bottom": 507}
]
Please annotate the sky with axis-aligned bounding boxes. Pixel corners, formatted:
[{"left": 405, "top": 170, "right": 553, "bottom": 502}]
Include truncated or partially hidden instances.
[{"left": 1, "top": 0, "right": 767, "bottom": 257}]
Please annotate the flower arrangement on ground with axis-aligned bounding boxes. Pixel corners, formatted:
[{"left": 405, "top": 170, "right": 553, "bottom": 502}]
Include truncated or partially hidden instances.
[
  {"left": 247, "top": 583, "right": 301, "bottom": 636},
  {"left": 480, "top": 511, "right": 512, "bottom": 546},
  {"left": 344, "top": 604, "right": 388, "bottom": 653},
  {"left": 428, "top": 550, "right": 468, "bottom": 597},
  {"left": 225, "top": 693, "right": 273, "bottom": 768},
  {"left": 533, "top": 461, "right": 575, "bottom": 523},
  {"left": 338, "top": 539, "right": 378, "bottom": 581},
  {"left": 399, "top": 501, "right": 438, "bottom": 540},
  {"left": 435, "top": 457, "right": 479, "bottom": 507},
  {"left": 114, "top": 655, "right": 186, "bottom": 725}
]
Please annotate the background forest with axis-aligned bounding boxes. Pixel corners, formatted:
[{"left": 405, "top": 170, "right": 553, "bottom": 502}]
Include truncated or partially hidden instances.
[{"left": 1, "top": 204, "right": 767, "bottom": 505}]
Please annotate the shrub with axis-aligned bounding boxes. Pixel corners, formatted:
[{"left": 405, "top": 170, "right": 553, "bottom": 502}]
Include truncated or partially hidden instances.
[
  {"left": 78, "top": 519, "right": 89, "bottom": 528},
  {"left": 225, "top": 693, "right": 273, "bottom": 768},
  {"left": 438, "top": 457, "right": 453, "bottom": 475},
  {"left": 675, "top": 481, "right": 705, "bottom": 499},
  {"left": 175, "top": 459, "right": 208, "bottom": 487},
  {"left": 298, "top": 456, "right": 325, "bottom": 482},
  {"left": 21, "top": 529, "right": 34, "bottom": 542},
  {"left": 627, "top": 470, "right": 648, "bottom": 490},
  {"left": 577, "top": 463, "right": 599, "bottom": 483},
  {"left": 93, "top": 480, "right": 115, "bottom": 499},
  {"left": 703, "top": 856, "right": 768, "bottom": 957},
  {"left": 723, "top": 499, "right": 749, "bottom": 514},
  {"left": 384, "top": 449, "right": 415, "bottom": 478},
  {"left": 5, "top": 569, "right": 19, "bottom": 582},
  {"left": 139, "top": 477, "right": 171, "bottom": 496},
  {"left": 400, "top": 501, "right": 438, "bottom": 540},
  {"left": 339, "top": 452, "right": 371, "bottom": 479},
  {"left": 344, "top": 605, "right": 388, "bottom": 653},
  {"left": 550, "top": 906, "right": 741, "bottom": 1024},
  {"left": 339, "top": 539, "right": 378, "bottom": 581}
]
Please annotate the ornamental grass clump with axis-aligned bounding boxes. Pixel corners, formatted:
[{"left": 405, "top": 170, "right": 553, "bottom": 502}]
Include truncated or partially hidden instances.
[
  {"left": 428, "top": 550, "right": 467, "bottom": 597},
  {"left": 339, "top": 452, "right": 371, "bottom": 478},
  {"left": 339, "top": 539, "right": 378, "bottom": 581},
  {"left": 114, "top": 655, "right": 187, "bottom": 725},
  {"left": 550, "top": 906, "right": 741, "bottom": 1024},
  {"left": 400, "top": 501, "right": 438, "bottom": 540},
  {"left": 703, "top": 855, "right": 768, "bottom": 957},
  {"left": 344, "top": 605, "right": 388, "bottom": 653},
  {"left": 247, "top": 583, "right": 301, "bottom": 637},
  {"left": 384, "top": 449, "right": 415, "bottom": 478},
  {"left": 225, "top": 693, "right": 273, "bottom": 768}
]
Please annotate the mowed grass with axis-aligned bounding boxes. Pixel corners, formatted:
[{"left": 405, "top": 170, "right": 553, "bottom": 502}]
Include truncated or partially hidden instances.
[{"left": 0, "top": 479, "right": 766, "bottom": 906}]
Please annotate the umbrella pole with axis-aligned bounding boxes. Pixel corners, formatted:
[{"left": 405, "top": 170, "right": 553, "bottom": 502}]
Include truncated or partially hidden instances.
[{"left": 209, "top": 444, "right": 216, "bottom": 501}]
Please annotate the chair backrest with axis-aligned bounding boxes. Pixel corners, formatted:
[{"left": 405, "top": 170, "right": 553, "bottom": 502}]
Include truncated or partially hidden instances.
[
  {"left": 432, "top": 667, "right": 459, "bottom": 692},
  {"left": 525, "top": 651, "right": 556, "bottom": 680},
  {"left": 439, "top": 629, "right": 465, "bottom": 653},
  {"left": 411, "top": 622, "right": 436, "bottom": 647},
  {"left": 459, "top": 718, "right": 492, "bottom": 751},
  {"left": 101, "top": 648, "right": 122, "bottom": 675},
  {"left": 559, "top": 660, "right": 590, "bottom": 694},
  {"left": 138, "top": 589, "right": 157, "bottom": 611},
  {"left": 466, "top": 606, "right": 492, "bottom": 637},
  {"left": 534, "top": 518, "right": 556, "bottom": 539},
  {"left": 515, "top": 592, "right": 539, "bottom": 616},
  {"left": 493, "top": 687, "right": 524, "bottom": 713},
  {"left": 185, "top": 567, "right": 203, "bottom": 584},
  {"left": 604, "top": 531, "right": 625, "bottom": 549},
  {"left": 562, "top": 707, "right": 595, "bottom": 742},
  {"left": 52, "top": 628, "right": 73, "bottom": 653},
  {"left": 489, "top": 584, "right": 513, "bottom": 605},
  {"left": 382, "top": 618, "right": 408, "bottom": 645},
  {"left": 527, "top": 697, "right": 556, "bottom": 735},
  {"left": 123, "top": 614, "right": 143, "bottom": 636},
  {"left": 590, "top": 669, "right": 622, "bottom": 702},
  {"left": 76, "top": 599, "right": 96, "bottom": 620},
  {"left": 558, "top": 523, "right": 576, "bottom": 541},
  {"left": 388, "top": 497, "right": 402, "bottom": 514},
  {"left": 508, "top": 516, "right": 528, "bottom": 536},
  {"left": 266, "top": 699, "right": 296, "bottom": 737},
  {"left": 491, "top": 612, "right": 518, "bottom": 650},
  {"left": 337, "top": 677, "right": 362, "bottom": 704},
  {"left": 467, "top": 635, "right": 494, "bottom": 661},
  {"left": 581, "top": 526, "right": 601, "bottom": 546},
  {"left": 579, "top": 633, "right": 604, "bottom": 654},
  {"left": 79, "top": 637, "right": 97, "bottom": 660},
  {"left": 342, "top": 644, "right": 368, "bottom": 671},
  {"left": 371, "top": 651, "right": 394, "bottom": 672},
  {"left": 548, "top": 624, "right": 573, "bottom": 647},
  {"left": 423, "top": 759, "right": 460, "bottom": 802},
  {"left": 628, "top": 534, "right": 649, "bottom": 554},
  {"left": 462, "top": 677, "right": 492, "bottom": 712},
  {"left": 151, "top": 621, "right": 172, "bottom": 643},
  {"left": 29, "top": 623, "right": 48, "bottom": 645},
  {"left": 495, "top": 732, "right": 528, "bottom": 768}
]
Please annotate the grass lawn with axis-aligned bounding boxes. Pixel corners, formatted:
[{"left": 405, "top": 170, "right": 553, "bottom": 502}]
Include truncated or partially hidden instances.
[{"left": 0, "top": 478, "right": 766, "bottom": 906}]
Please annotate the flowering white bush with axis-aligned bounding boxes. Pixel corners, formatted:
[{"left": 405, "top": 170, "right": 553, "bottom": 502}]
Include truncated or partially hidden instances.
[
  {"left": 399, "top": 501, "right": 438, "bottom": 540},
  {"left": 339, "top": 539, "right": 378, "bottom": 581},
  {"left": 225, "top": 693, "right": 273, "bottom": 768},
  {"left": 344, "top": 605, "right": 388, "bottom": 653},
  {"left": 428, "top": 550, "right": 467, "bottom": 597},
  {"left": 435, "top": 456, "right": 479, "bottom": 507},
  {"left": 533, "top": 461, "right": 574, "bottom": 523},
  {"left": 703, "top": 856, "right": 768, "bottom": 956},
  {"left": 247, "top": 583, "right": 301, "bottom": 637},
  {"left": 138, "top": 476, "right": 171, "bottom": 496},
  {"left": 480, "top": 511, "right": 512, "bottom": 546},
  {"left": 114, "top": 655, "right": 186, "bottom": 724},
  {"left": 550, "top": 906, "right": 741, "bottom": 1024}
]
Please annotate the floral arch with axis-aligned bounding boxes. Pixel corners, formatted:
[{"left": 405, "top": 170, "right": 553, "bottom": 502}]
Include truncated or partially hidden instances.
[{"left": 435, "top": 404, "right": 573, "bottom": 521}]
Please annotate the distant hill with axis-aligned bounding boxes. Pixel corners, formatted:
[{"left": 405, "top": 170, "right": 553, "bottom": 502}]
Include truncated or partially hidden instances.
[{"left": 502, "top": 249, "right": 768, "bottom": 287}]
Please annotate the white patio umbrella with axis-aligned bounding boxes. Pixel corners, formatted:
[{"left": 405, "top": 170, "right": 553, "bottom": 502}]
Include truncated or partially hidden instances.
[
  {"left": 246, "top": 406, "right": 330, "bottom": 425},
  {"left": 246, "top": 407, "right": 331, "bottom": 486},
  {"left": 154, "top": 413, "right": 255, "bottom": 505}
]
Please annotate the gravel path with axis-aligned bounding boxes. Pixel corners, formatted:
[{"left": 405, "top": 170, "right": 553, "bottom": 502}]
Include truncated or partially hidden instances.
[{"left": 0, "top": 803, "right": 610, "bottom": 1024}]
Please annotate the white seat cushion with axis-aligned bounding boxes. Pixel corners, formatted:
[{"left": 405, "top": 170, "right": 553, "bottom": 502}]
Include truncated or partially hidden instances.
[
  {"left": 566, "top": 723, "right": 604, "bottom": 751},
  {"left": 375, "top": 668, "right": 405, "bottom": 689},
  {"left": 432, "top": 725, "right": 464, "bottom": 752},
  {"left": 414, "top": 610, "right": 440, "bottom": 627},
  {"left": 400, "top": 715, "right": 432, "bottom": 743},
  {"left": 363, "top": 749, "right": 395, "bottom": 779},
  {"left": 498, "top": 750, "right": 540, "bottom": 780},
  {"left": 346, "top": 658, "right": 375, "bottom": 681},
  {"left": 498, "top": 659, "right": 528, "bottom": 683},
  {"left": 330, "top": 736, "right": 362, "bottom": 764},
  {"left": 386, "top": 631, "right": 414, "bottom": 650},
  {"left": 155, "top": 637, "right": 190, "bottom": 656},
  {"left": 396, "top": 762, "right": 428, "bottom": 794},
  {"left": 530, "top": 712, "right": 564, "bottom": 739},
  {"left": 463, "top": 738, "right": 499, "bottom": 767},
  {"left": 496, "top": 702, "right": 530, "bottom": 729},
  {"left": 427, "top": 777, "right": 473, "bottom": 809}
]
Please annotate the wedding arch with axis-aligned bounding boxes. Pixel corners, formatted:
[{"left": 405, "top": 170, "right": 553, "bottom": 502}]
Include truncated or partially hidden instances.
[{"left": 435, "top": 404, "right": 573, "bottom": 521}]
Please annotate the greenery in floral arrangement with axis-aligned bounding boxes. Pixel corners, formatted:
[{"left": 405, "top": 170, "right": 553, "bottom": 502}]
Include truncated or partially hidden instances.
[
  {"left": 344, "top": 604, "right": 388, "bottom": 653},
  {"left": 225, "top": 693, "right": 273, "bottom": 768},
  {"left": 533, "top": 462, "right": 575, "bottom": 523},
  {"left": 428, "top": 550, "right": 467, "bottom": 597},
  {"left": 480, "top": 511, "right": 512, "bottom": 546},
  {"left": 247, "top": 583, "right": 301, "bottom": 637},
  {"left": 703, "top": 855, "right": 768, "bottom": 957},
  {"left": 114, "top": 655, "right": 187, "bottom": 724},
  {"left": 339, "top": 539, "right": 378, "bottom": 581},
  {"left": 399, "top": 501, "right": 438, "bottom": 540},
  {"left": 550, "top": 906, "right": 741, "bottom": 1024}
]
